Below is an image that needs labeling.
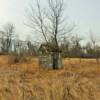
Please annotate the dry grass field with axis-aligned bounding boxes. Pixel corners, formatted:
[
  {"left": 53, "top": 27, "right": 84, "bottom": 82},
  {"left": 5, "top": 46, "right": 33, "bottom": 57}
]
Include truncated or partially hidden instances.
[{"left": 0, "top": 55, "right": 100, "bottom": 100}]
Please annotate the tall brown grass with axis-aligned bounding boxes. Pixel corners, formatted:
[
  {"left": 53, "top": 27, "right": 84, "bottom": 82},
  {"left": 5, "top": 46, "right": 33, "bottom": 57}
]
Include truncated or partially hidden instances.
[{"left": 0, "top": 56, "right": 100, "bottom": 100}]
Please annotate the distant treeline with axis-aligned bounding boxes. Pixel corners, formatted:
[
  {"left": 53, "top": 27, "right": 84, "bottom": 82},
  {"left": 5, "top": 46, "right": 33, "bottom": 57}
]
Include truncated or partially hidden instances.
[
  {"left": 0, "top": 35, "right": 100, "bottom": 59},
  {"left": 60, "top": 38, "right": 100, "bottom": 59}
]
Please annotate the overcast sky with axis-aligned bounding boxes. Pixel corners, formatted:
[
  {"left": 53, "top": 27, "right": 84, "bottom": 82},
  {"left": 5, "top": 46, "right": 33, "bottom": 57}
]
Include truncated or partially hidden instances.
[{"left": 0, "top": 0, "right": 100, "bottom": 42}]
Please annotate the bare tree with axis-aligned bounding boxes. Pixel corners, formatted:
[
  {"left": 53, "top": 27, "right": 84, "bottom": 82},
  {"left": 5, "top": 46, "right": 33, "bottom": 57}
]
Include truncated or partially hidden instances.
[
  {"left": 71, "top": 34, "right": 83, "bottom": 62},
  {"left": 0, "top": 23, "right": 15, "bottom": 53},
  {"left": 60, "top": 37, "right": 71, "bottom": 58},
  {"left": 26, "top": 0, "right": 74, "bottom": 69},
  {"left": 27, "top": 41, "right": 37, "bottom": 56},
  {"left": 89, "top": 33, "right": 99, "bottom": 64}
]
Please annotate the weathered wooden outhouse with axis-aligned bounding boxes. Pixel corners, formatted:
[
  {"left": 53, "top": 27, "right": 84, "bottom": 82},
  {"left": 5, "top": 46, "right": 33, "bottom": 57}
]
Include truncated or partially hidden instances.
[{"left": 38, "top": 44, "right": 63, "bottom": 69}]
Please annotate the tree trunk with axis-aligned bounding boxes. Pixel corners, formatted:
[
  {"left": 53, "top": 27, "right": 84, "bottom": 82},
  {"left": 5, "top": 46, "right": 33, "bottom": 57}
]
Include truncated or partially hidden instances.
[{"left": 52, "top": 52, "right": 59, "bottom": 69}]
